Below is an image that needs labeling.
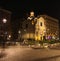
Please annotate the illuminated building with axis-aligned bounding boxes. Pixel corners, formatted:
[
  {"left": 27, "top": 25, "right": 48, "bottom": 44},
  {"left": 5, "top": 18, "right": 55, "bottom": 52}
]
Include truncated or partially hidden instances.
[
  {"left": 0, "top": 8, "right": 12, "bottom": 40},
  {"left": 19, "top": 12, "right": 59, "bottom": 41},
  {"left": 35, "top": 15, "right": 59, "bottom": 40}
]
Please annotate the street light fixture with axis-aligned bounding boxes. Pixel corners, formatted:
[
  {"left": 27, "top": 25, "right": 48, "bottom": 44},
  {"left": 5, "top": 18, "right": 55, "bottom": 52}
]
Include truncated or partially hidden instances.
[
  {"left": 2, "top": 19, "right": 7, "bottom": 23},
  {"left": 18, "top": 30, "right": 21, "bottom": 34}
]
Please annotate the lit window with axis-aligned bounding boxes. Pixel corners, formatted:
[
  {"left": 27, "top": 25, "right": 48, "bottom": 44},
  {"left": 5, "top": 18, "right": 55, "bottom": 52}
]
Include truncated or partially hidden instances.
[{"left": 40, "top": 22, "right": 42, "bottom": 26}]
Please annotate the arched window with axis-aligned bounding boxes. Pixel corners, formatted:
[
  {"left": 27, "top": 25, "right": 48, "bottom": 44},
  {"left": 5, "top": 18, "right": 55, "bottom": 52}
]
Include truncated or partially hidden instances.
[{"left": 40, "top": 22, "right": 42, "bottom": 26}]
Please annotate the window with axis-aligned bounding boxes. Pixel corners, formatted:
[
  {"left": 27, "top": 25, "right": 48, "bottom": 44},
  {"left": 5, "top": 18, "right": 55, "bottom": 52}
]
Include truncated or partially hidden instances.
[
  {"left": 36, "top": 31, "right": 38, "bottom": 36},
  {"left": 40, "top": 22, "right": 42, "bottom": 26}
]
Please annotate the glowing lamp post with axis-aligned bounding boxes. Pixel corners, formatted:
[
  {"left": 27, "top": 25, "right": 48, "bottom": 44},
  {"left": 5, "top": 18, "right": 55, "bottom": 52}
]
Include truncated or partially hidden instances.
[
  {"left": 2, "top": 18, "right": 7, "bottom": 35},
  {"left": 2, "top": 18, "right": 7, "bottom": 48},
  {"left": 18, "top": 30, "right": 21, "bottom": 34},
  {"left": 18, "top": 30, "right": 21, "bottom": 41}
]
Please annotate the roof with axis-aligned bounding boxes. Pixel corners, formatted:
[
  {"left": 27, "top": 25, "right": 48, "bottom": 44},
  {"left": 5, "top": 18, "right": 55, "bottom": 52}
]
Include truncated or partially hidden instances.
[{"left": 37, "top": 15, "right": 59, "bottom": 22}]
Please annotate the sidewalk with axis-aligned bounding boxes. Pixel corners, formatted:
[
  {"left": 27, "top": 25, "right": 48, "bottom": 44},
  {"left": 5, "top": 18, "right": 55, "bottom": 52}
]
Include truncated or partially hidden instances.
[{"left": 0, "top": 48, "right": 7, "bottom": 58}]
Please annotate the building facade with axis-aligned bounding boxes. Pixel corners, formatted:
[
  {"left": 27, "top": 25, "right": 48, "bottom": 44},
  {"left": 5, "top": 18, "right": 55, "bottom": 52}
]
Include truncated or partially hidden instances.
[
  {"left": 0, "top": 8, "right": 12, "bottom": 41},
  {"left": 18, "top": 12, "right": 59, "bottom": 41},
  {"left": 35, "top": 15, "right": 59, "bottom": 40}
]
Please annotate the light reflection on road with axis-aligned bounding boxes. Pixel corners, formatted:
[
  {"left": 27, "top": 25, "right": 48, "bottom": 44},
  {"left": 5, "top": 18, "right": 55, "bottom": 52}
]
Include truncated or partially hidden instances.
[{"left": 0, "top": 46, "right": 60, "bottom": 61}]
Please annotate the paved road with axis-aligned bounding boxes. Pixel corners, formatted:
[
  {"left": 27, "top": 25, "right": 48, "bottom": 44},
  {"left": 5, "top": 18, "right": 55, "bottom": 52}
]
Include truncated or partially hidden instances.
[{"left": 0, "top": 46, "right": 60, "bottom": 61}]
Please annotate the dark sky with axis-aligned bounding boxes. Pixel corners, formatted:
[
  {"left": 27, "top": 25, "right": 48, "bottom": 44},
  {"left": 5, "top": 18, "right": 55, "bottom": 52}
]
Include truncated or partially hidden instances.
[{"left": 0, "top": 0, "right": 60, "bottom": 20}]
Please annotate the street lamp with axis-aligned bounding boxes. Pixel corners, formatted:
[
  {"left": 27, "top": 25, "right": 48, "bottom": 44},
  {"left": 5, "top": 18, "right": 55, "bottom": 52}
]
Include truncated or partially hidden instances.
[
  {"left": 8, "top": 35, "right": 11, "bottom": 40},
  {"left": 18, "top": 30, "right": 21, "bottom": 42},
  {"left": 2, "top": 18, "right": 7, "bottom": 48},
  {"left": 18, "top": 30, "right": 21, "bottom": 34},
  {"left": 2, "top": 19, "right": 7, "bottom": 23},
  {"left": 2, "top": 18, "right": 7, "bottom": 35}
]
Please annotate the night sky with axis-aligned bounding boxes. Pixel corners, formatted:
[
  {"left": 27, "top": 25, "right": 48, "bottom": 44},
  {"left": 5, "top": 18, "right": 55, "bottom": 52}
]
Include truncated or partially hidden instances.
[
  {"left": 0, "top": 0, "right": 60, "bottom": 39},
  {"left": 0, "top": 0, "right": 60, "bottom": 20}
]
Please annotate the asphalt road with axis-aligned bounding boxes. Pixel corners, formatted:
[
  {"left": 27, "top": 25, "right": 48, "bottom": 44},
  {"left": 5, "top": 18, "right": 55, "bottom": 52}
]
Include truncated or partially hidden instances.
[{"left": 0, "top": 46, "right": 60, "bottom": 61}]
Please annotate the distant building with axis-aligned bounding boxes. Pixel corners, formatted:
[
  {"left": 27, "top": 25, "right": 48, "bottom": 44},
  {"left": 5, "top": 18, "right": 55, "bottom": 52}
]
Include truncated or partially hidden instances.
[
  {"left": 18, "top": 12, "right": 59, "bottom": 41},
  {"left": 0, "top": 8, "right": 12, "bottom": 41}
]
